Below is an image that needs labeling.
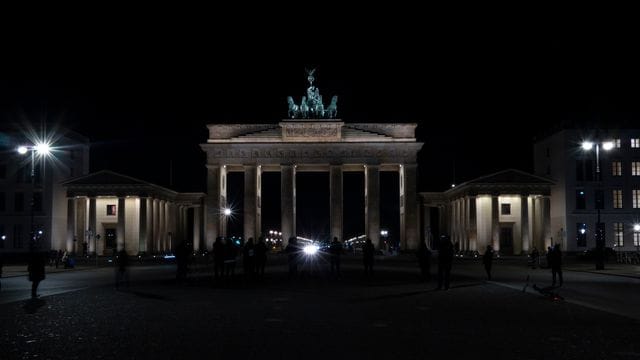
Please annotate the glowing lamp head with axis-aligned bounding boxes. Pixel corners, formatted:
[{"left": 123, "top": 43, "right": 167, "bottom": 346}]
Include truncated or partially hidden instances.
[
  {"left": 602, "top": 141, "right": 614, "bottom": 151},
  {"left": 17, "top": 146, "right": 28, "bottom": 154},
  {"left": 580, "top": 228, "right": 586, "bottom": 235},
  {"left": 35, "top": 142, "right": 51, "bottom": 155},
  {"left": 634, "top": 224, "right": 640, "bottom": 232},
  {"left": 223, "top": 208, "right": 231, "bottom": 216},
  {"left": 581, "top": 141, "right": 594, "bottom": 151},
  {"left": 303, "top": 244, "right": 319, "bottom": 255}
]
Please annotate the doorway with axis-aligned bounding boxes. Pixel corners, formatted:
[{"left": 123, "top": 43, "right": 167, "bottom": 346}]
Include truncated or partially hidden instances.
[
  {"left": 105, "top": 228, "right": 117, "bottom": 252},
  {"left": 499, "top": 226, "right": 514, "bottom": 255}
]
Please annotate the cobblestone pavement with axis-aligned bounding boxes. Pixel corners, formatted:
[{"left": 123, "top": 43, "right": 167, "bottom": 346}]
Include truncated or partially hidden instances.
[{"left": 2, "top": 257, "right": 640, "bottom": 359}]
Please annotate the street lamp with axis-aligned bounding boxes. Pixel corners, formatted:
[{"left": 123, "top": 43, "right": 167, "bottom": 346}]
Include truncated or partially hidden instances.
[
  {"left": 17, "top": 141, "right": 52, "bottom": 247},
  {"left": 582, "top": 139, "right": 613, "bottom": 270}
]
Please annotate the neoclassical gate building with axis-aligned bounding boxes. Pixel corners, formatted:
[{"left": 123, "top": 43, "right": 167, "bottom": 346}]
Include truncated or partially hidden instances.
[{"left": 200, "top": 120, "right": 424, "bottom": 250}]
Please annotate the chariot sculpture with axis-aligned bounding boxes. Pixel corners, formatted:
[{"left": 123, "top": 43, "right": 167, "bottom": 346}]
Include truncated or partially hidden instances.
[{"left": 287, "top": 69, "right": 338, "bottom": 119}]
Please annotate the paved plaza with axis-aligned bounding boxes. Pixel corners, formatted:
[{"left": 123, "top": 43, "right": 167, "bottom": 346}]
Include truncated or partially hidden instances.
[{"left": 2, "top": 255, "right": 640, "bottom": 359}]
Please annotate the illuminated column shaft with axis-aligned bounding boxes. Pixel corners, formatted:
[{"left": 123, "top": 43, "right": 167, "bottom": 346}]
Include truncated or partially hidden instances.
[
  {"left": 117, "top": 196, "right": 126, "bottom": 253},
  {"left": 521, "top": 195, "right": 529, "bottom": 253},
  {"left": 542, "top": 196, "right": 551, "bottom": 248},
  {"left": 491, "top": 196, "right": 500, "bottom": 252},
  {"left": 152, "top": 198, "right": 159, "bottom": 253},
  {"left": 365, "top": 165, "right": 380, "bottom": 248},
  {"left": 330, "top": 165, "right": 343, "bottom": 241},
  {"left": 206, "top": 165, "right": 221, "bottom": 249},
  {"left": 244, "top": 165, "right": 258, "bottom": 241},
  {"left": 468, "top": 196, "right": 477, "bottom": 251},
  {"left": 400, "top": 164, "right": 419, "bottom": 250},
  {"left": 193, "top": 206, "right": 201, "bottom": 251},
  {"left": 139, "top": 197, "right": 148, "bottom": 253},
  {"left": 159, "top": 200, "right": 166, "bottom": 251},
  {"left": 66, "top": 198, "right": 76, "bottom": 252},
  {"left": 281, "top": 165, "right": 296, "bottom": 247},
  {"left": 89, "top": 197, "right": 97, "bottom": 254}
]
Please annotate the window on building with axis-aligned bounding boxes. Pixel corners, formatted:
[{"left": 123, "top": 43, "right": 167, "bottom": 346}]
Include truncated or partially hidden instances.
[
  {"left": 632, "top": 162, "right": 640, "bottom": 176},
  {"left": 0, "top": 192, "right": 5, "bottom": 212},
  {"left": 595, "top": 190, "right": 604, "bottom": 210},
  {"left": 576, "top": 190, "right": 586, "bottom": 209},
  {"left": 33, "top": 192, "right": 42, "bottom": 212},
  {"left": 633, "top": 189, "right": 640, "bottom": 209},
  {"left": 577, "top": 223, "right": 587, "bottom": 247},
  {"left": 576, "top": 159, "right": 594, "bottom": 181},
  {"left": 501, "top": 203, "right": 511, "bottom": 215},
  {"left": 615, "top": 139, "right": 621, "bottom": 148},
  {"left": 14, "top": 192, "right": 24, "bottom": 212},
  {"left": 635, "top": 232, "right": 640, "bottom": 247},
  {"left": 576, "top": 160, "right": 584, "bottom": 181},
  {"left": 614, "top": 222, "right": 624, "bottom": 246},
  {"left": 107, "top": 204, "right": 117, "bottom": 216},
  {"left": 612, "top": 161, "right": 622, "bottom": 176},
  {"left": 0, "top": 163, "right": 6, "bottom": 179},
  {"left": 632, "top": 138, "right": 640, "bottom": 148},
  {"left": 613, "top": 190, "right": 623, "bottom": 209},
  {"left": 16, "top": 165, "right": 27, "bottom": 183}
]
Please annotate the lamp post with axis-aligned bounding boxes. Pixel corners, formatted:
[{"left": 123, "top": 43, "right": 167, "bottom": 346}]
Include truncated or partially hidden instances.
[
  {"left": 582, "top": 140, "right": 613, "bottom": 270},
  {"left": 17, "top": 142, "right": 51, "bottom": 247},
  {"left": 634, "top": 223, "right": 640, "bottom": 253}
]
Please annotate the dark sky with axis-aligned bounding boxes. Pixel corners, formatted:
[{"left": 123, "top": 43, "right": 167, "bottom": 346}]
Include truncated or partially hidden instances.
[{"left": 2, "top": 23, "right": 639, "bottom": 239}]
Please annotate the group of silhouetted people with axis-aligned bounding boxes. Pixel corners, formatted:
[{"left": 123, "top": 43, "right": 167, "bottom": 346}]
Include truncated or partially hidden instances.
[{"left": 211, "top": 236, "right": 268, "bottom": 282}]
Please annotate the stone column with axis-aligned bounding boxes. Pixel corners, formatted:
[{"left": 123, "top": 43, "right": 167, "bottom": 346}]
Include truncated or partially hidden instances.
[
  {"left": 491, "top": 195, "right": 500, "bottom": 252},
  {"left": 281, "top": 165, "right": 296, "bottom": 247},
  {"left": 158, "top": 200, "right": 166, "bottom": 251},
  {"left": 257, "top": 166, "right": 262, "bottom": 239},
  {"left": 139, "top": 197, "right": 148, "bottom": 254},
  {"left": 330, "top": 165, "right": 343, "bottom": 241},
  {"left": 365, "top": 165, "right": 380, "bottom": 248},
  {"left": 206, "top": 165, "right": 222, "bottom": 250},
  {"left": 521, "top": 195, "right": 530, "bottom": 253},
  {"left": 66, "top": 198, "right": 76, "bottom": 252},
  {"left": 542, "top": 196, "right": 551, "bottom": 249},
  {"left": 117, "top": 197, "right": 126, "bottom": 253},
  {"left": 244, "top": 165, "right": 258, "bottom": 241},
  {"left": 89, "top": 197, "right": 97, "bottom": 254},
  {"left": 193, "top": 206, "right": 201, "bottom": 251},
  {"left": 152, "top": 198, "right": 159, "bottom": 253},
  {"left": 400, "top": 164, "right": 419, "bottom": 250},
  {"left": 468, "top": 196, "right": 477, "bottom": 251},
  {"left": 422, "top": 205, "right": 432, "bottom": 247}
]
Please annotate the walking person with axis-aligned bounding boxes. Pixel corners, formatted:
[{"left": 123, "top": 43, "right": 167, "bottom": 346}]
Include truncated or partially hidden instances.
[
  {"left": 482, "top": 245, "right": 494, "bottom": 280},
  {"left": 416, "top": 239, "right": 432, "bottom": 282},
  {"left": 550, "top": 244, "right": 563, "bottom": 287},
  {"left": 529, "top": 247, "right": 539, "bottom": 269},
  {"left": 28, "top": 243, "right": 46, "bottom": 298},
  {"left": 329, "top": 236, "right": 343, "bottom": 279},
  {"left": 437, "top": 235, "right": 454, "bottom": 290},
  {"left": 242, "top": 238, "right": 256, "bottom": 280},
  {"left": 363, "top": 238, "right": 375, "bottom": 278}
]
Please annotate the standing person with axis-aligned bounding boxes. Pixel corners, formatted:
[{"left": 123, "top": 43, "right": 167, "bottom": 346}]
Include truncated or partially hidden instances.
[
  {"left": 530, "top": 247, "right": 539, "bottom": 269},
  {"left": 482, "top": 245, "right": 494, "bottom": 280},
  {"left": 550, "top": 244, "right": 563, "bottom": 287},
  {"left": 546, "top": 246, "right": 553, "bottom": 268},
  {"left": 254, "top": 237, "right": 268, "bottom": 279},
  {"left": 213, "top": 236, "right": 225, "bottom": 281},
  {"left": 28, "top": 243, "right": 46, "bottom": 298},
  {"left": 363, "top": 238, "right": 375, "bottom": 277},
  {"left": 224, "top": 238, "right": 238, "bottom": 280},
  {"left": 329, "top": 237, "right": 343, "bottom": 279},
  {"left": 437, "top": 235, "right": 454, "bottom": 290},
  {"left": 416, "top": 239, "right": 432, "bottom": 282},
  {"left": 115, "top": 249, "right": 129, "bottom": 289}
]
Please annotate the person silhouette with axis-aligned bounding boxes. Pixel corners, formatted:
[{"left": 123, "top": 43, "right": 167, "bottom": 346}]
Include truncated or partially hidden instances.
[
  {"left": 213, "top": 236, "right": 225, "bottom": 281},
  {"left": 437, "top": 235, "right": 454, "bottom": 290},
  {"left": 115, "top": 249, "right": 130, "bottom": 289},
  {"left": 483, "top": 245, "right": 494, "bottom": 280},
  {"left": 27, "top": 242, "right": 46, "bottom": 298},
  {"left": 254, "top": 237, "right": 268, "bottom": 279},
  {"left": 550, "top": 244, "right": 563, "bottom": 287}
]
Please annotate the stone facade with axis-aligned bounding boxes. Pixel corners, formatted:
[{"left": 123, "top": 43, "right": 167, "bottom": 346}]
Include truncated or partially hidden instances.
[{"left": 201, "top": 120, "right": 423, "bottom": 250}]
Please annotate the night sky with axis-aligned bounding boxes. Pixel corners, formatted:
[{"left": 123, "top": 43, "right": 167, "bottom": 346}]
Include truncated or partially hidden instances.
[{"left": 2, "top": 24, "right": 639, "bottom": 240}]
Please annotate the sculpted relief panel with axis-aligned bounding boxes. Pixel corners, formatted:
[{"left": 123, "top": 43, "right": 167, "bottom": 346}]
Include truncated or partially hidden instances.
[{"left": 281, "top": 122, "right": 342, "bottom": 142}]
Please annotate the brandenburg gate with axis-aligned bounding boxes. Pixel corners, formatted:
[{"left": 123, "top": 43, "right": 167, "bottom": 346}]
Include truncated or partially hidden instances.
[{"left": 200, "top": 71, "right": 424, "bottom": 250}]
